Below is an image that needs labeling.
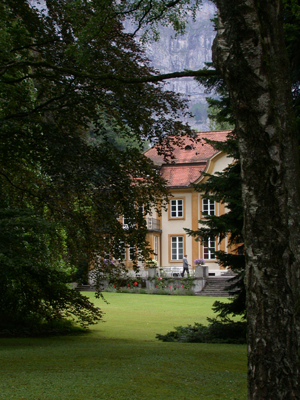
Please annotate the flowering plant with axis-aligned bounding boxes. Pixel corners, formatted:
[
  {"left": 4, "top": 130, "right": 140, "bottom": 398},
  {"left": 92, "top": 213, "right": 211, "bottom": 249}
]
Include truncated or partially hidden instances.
[
  {"left": 146, "top": 259, "right": 158, "bottom": 267},
  {"left": 103, "top": 259, "right": 115, "bottom": 266},
  {"left": 194, "top": 258, "right": 205, "bottom": 265}
]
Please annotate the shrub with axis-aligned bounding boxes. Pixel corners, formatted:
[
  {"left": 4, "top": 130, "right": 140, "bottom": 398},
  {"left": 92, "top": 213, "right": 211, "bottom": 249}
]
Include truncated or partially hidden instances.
[{"left": 156, "top": 318, "right": 246, "bottom": 344}]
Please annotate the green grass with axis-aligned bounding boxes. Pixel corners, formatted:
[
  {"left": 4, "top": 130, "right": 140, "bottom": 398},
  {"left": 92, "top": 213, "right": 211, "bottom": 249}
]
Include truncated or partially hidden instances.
[{"left": 0, "top": 293, "right": 247, "bottom": 399}]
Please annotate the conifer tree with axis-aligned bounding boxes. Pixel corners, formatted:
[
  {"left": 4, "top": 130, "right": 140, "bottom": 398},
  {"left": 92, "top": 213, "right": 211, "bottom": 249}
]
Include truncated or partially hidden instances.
[{"left": 185, "top": 132, "right": 246, "bottom": 320}]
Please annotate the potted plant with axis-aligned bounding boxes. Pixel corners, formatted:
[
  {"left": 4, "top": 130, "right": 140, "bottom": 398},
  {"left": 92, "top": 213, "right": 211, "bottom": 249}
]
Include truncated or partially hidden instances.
[
  {"left": 194, "top": 258, "right": 205, "bottom": 266},
  {"left": 145, "top": 259, "right": 158, "bottom": 278},
  {"left": 194, "top": 258, "right": 208, "bottom": 278},
  {"left": 146, "top": 258, "right": 158, "bottom": 268}
]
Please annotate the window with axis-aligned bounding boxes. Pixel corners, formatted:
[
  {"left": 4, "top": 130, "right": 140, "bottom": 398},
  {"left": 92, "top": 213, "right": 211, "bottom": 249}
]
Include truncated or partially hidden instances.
[
  {"left": 204, "top": 237, "right": 216, "bottom": 260},
  {"left": 102, "top": 236, "right": 111, "bottom": 260},
  {"left": 170, "top": 199, "right": 184, "bottom": 218},
  {"left": 138, "top": 205, "right": 144, "bottom": 216},
  {"left": 128, "top": 245, "right": 135, "bottom": 260},
  {"left": 123, "top": 216, "right": 130, "bottom": 230},
  {"left": 154, "top": 236, "right": 158, "bottom": 261},
  {"left": 171, "top": 236, "right": 184, "bottom": 260},
  {"left": 202, "top": 198, "right": 215, "bottom": 216},
  {"left": 114, "top": 240, "right": 126, "bottom": 260}
]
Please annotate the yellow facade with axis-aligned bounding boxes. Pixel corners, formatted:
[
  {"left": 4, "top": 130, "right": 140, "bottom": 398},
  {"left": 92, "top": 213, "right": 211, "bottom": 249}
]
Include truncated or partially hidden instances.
[
  {"left": 120, "top": 131, "right": 235, "bottom": 272},
  {"left": 143, "top": 150, "right": 234, "bottom": 272}
]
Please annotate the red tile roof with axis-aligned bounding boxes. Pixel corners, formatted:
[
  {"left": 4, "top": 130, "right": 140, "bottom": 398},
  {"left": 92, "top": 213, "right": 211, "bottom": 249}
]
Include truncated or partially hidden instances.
[
  {"left": 160, "top": 164, "right": 207, "bottom": 187},
  {"left": 145, "top": 131, "right": 230, "bottom": 187}
]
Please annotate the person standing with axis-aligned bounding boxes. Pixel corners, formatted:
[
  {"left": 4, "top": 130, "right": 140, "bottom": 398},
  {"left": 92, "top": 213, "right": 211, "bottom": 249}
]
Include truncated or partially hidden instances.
[{"left": 181, "top": 254, "right": 190, "bottom": 277}]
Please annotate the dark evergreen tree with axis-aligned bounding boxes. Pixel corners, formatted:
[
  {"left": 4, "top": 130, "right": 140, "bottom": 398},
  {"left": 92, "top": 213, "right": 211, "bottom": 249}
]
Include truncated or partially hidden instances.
[{"left": 185, "top": 134, "right": 246, "bottom": 321}]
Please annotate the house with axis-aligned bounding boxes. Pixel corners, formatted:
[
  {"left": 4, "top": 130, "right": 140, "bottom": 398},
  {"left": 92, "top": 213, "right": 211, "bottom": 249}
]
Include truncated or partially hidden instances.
[{"left": 142, "top": 130, "right": 234, "bottom": 274}]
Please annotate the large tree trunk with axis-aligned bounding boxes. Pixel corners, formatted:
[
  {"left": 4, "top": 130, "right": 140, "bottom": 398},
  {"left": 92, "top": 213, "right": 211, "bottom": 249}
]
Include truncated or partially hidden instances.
[{"left": 212, "top": 0, "right": 300, "bottom": 398}]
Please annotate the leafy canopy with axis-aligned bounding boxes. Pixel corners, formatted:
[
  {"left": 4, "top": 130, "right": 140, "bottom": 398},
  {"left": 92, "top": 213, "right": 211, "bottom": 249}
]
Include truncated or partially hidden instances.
[{"left": 0, "top": 0, "right": 198, "bottom": 334}]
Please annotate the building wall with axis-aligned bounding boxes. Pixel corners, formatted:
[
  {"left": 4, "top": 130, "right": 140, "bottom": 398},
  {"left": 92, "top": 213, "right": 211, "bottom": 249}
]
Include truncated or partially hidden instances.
[
  {"left": 159, "top": 190, "right": 223, "bottom": 270},
  {"left": 160, "top": 189, "right": 192, "bottom": 267},
  {"left": 157, "top": 152, "right": 234, "bottom": 271}
]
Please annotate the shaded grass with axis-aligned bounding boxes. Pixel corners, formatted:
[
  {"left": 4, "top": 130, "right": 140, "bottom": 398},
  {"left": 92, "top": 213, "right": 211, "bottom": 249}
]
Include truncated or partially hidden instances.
[{"left": 0, "top": 293, "right": 247, "bottom": 399}]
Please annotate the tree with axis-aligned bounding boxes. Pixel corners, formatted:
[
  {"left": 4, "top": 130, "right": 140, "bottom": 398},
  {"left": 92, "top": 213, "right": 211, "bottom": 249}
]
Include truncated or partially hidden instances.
[
  {"left": 125, "top": 0, "right": 300, "bottom": 396},
  {"left": 189, "top": 2, "right": 300, "bottom": 395},
  {"left": 0, "top": 201, "right": 104, "bottom": 335},
  {"left": 193, "top": 0, "right": 300, "bottom": 348},
  {"left": 186, "top": 135, "right": 246, "bottom": 321},
  {"left": 195, "top": 63, "right": 235, "bottom": 131},
  {"left": 0, "top": 0, "right": 197, "bottom": 334},
  {"left": 211, "top": 0, "right": 300, "bottom": 397},
  {"left": 0, "top": 0, "right": 189, "bottom": 250}
]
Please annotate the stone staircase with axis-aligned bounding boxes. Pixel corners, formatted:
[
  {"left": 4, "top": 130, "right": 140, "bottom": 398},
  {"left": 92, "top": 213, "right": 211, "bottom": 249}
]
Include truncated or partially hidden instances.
[
  {"left": 196, "top": 276, "right": 235, "bottom": 297},
  {"left": 75, "top": 284, "right": 94, "bottom": 292}
]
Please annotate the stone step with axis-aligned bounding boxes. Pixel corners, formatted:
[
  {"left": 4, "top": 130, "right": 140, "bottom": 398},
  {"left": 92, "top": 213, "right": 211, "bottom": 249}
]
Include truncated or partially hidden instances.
[
  {"left": 75, "top": 285, "right": 94, "bottom": 291},
  {"left": 196, "top": 276, "right": 235, "bottom": 297}
]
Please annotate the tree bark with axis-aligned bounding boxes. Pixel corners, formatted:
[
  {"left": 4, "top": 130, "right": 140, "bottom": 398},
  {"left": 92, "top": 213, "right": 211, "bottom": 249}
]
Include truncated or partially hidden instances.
[{"left": 212, "top": 0, "right": 300, "bottom": 398}]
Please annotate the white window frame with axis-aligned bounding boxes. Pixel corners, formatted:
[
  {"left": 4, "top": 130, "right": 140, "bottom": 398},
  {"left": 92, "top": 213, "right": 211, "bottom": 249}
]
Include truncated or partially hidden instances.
[
  {"left": 202, "top": 198, "right": 215, "bottom": 216},
  {"left": 139, "top": 205, "right": 144, "bottom": 216},
  {"left": 128, "top": 245, "right": 135, "bottom": 260},
  {"left": 114, "top": 240, "right": 126, "bottom": 261},
  {"left": 204, "top": 237, "right": 216, "bottom": 260},
  {"left": 154, "top": 236, "right": 158, "bottom": 261},
  {"left": 122, "top": 216, "right": 129, "bottom": 230},
  {"left": 170, "top": 199, "right": 184, "bottom": 218},
  {"left": 171, "top": 236, "right": 184, "bottom": 260}
]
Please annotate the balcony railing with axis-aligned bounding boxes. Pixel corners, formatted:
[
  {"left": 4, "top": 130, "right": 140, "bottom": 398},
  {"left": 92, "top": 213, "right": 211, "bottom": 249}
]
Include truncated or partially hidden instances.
[{"left": 146, "top": 218, "right": 161, "bottom": 231}]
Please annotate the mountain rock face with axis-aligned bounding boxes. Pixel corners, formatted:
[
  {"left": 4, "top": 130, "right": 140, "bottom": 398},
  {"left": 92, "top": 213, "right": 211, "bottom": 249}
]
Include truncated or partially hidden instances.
[{"left": 144, "top": 1, "right": 216, "bottom": 131}]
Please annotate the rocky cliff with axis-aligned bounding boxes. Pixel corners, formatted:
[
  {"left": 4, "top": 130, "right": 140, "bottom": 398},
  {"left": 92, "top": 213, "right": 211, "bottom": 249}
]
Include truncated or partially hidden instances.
[{"left": 144, "top": 1, "right": 216, "bottom": 131}]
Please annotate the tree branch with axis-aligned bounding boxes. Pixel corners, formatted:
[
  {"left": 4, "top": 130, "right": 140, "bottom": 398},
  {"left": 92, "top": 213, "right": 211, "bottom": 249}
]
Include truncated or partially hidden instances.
[
  {"left": 1, "top": 61, "right": 217, "bottom": 84},
  {"left": 127, "top": 69, "right": 217, "bottom": 83}
]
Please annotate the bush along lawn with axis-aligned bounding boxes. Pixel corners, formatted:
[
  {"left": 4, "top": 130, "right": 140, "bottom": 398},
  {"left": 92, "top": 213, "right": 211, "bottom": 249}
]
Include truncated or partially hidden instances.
[
  {"left": 156, "top": 318, "right": 247, "bottom": 344},
  {"left": 103, "top": 275, "right": 195, "bottom": 295}
]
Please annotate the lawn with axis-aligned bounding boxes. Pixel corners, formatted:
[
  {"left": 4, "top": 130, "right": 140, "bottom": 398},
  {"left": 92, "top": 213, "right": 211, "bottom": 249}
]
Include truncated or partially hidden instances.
[{"left": 0, "top": 293, "right": 247, "bottom": 400}]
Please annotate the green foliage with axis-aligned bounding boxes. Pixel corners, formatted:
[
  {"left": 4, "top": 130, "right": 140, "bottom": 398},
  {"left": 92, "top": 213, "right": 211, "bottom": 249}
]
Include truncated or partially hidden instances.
[
  {"left": 88, "top": 111, "right": 150, "bottom": 152},
  {"left": 0, "top": 0, "right": 193, "bottom": 266},
  {"left": 207, "top": 105, "right": 234, "bottom": 131},
  {"left": 0, "top": 0, "right": 198, "bottom": 334},
  {"left": 194, "top": 63, "right": 234, "bottom": 131},
  {"left": 114, "top": 276, "right": 143, "bottom": 291},
  {"left": 152, "top": 275, "right": 195, "bottom": 290},
  {"left": 156, "top": 319, "right": 247, "bottom": 344},
  {"left": 117, "top": 0, "right": 203, "bottom": 42},
  {"left": 185, "top": 128, "right": 245, "bottom": 321},
  {"left": 0, "top": 204, "right": 103, "bottom": 336},
  {"left": 186, "top": 106, "right": 246, "bottom": 320},
  {"left": 101, "top": 275, "right": 195, "bottom": 295}
]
